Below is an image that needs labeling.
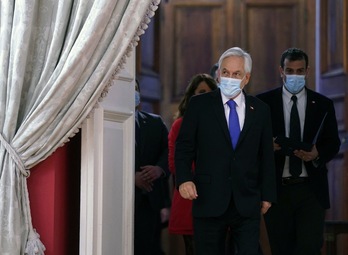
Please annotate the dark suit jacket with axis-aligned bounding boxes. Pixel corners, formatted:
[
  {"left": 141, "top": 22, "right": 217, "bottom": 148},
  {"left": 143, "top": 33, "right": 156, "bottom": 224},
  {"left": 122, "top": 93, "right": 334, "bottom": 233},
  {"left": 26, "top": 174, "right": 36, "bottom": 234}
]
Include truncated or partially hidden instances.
[
  {"left": 257, "top": 87, "right": 341, "bottom": 209},
  {"left": 135, "top": 111, "right": 170, "bottom": 211},
  {"left": 175, "top": 89, "right": 277, "bottom": 218}
]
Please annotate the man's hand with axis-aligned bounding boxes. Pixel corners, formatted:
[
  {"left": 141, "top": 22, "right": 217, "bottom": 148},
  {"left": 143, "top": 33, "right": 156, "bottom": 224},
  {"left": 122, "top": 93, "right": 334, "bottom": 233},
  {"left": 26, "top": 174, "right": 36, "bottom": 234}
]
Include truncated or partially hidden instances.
[
  {"left": 261, "top": 201, "right": 272, "bottom": 214},
  {"left": 140, "top": 165, "right": 163, "bottom": 182},
  {"left": 160, "top": 208, "right": 170, "bottom": 223},
  {"left": 179, "top": 181, "right": 198, "bottom": 200},
  {"left": 135, "top": 171, "right": 153, "bottom": 192},
  {"left": 273, "top": 137, "right": 281, "bottom": 151},
  {"left": 294, "top": 144, "right": 319, "bottom": 162}
]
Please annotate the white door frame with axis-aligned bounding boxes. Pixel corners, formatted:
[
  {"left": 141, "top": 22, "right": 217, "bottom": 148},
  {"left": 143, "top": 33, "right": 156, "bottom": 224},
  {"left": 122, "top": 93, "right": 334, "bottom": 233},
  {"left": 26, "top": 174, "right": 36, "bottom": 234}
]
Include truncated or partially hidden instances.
[{"left": 80, "top": 52, "right": 135, "bottom": 255}]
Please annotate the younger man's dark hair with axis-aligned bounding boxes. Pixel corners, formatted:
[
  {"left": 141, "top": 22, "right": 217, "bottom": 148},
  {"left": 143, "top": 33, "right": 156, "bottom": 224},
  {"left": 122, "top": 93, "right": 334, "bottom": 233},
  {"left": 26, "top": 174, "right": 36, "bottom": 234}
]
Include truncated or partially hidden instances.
[{"left": 280, "top": 48, "right": 308, "bottom": 68}]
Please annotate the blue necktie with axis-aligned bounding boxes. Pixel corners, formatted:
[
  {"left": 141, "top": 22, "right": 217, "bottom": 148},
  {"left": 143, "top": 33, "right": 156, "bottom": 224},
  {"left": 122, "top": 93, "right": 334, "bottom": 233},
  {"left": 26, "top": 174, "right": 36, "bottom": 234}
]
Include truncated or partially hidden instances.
[{"left": 227, "top": 100, "right": 240, "bottom": 149}]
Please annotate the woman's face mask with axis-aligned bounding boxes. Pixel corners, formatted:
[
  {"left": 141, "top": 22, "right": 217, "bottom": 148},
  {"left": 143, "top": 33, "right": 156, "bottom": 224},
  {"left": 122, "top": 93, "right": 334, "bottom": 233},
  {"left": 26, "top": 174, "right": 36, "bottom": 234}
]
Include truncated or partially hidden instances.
[
  {"left": 283, "top": 74, "right": 306, "bottom": 94},
  {"left": 219, "top": 77, "right": 244, "bottom": 98}
]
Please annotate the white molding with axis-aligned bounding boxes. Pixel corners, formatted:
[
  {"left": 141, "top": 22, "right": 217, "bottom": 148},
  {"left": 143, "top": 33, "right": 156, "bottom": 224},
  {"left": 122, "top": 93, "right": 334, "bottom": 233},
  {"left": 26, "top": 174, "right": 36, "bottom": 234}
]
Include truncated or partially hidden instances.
[
  {"left": 104, "top": 110, "right": 133, "bottom": 122},
  {"left": 120, "top": 114, "right": 134, "bottom": 255},
  {"left": 80, "top": 50, "right": 135, "bottom": 255},
  {"left": 80, "top": 106, "right": 135, "bottom": 255},
  {"left": 80, "top": 107, "right": 104, "bottom": 255}
]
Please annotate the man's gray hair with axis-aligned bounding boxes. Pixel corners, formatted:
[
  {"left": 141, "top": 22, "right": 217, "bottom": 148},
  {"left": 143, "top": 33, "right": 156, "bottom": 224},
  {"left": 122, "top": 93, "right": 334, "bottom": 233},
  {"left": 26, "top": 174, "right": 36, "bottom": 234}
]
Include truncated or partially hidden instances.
[{"left": 218, "top": 47, "right": 252, "bottom": 73}]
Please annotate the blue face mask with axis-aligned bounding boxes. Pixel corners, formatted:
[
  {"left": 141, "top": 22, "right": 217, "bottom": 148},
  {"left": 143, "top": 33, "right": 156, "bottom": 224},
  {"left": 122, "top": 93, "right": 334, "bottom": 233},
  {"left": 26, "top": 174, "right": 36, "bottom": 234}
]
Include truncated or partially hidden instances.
[
  {"left": 219, "top": 77, "right": 243, "bottom": 98},
  {"left": 135, "top": 91, "right": 140, "bottom": 107},
  {"left": 284, "top": 75, "right": 306, "bottom": 94}
]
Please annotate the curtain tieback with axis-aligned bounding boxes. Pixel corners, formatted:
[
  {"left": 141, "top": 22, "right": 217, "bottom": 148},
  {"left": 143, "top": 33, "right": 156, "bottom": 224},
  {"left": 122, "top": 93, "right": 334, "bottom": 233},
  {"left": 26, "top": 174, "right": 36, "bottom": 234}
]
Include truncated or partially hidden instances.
[{"left": 0, "top": 132, "right": 29, "bottom": 177}]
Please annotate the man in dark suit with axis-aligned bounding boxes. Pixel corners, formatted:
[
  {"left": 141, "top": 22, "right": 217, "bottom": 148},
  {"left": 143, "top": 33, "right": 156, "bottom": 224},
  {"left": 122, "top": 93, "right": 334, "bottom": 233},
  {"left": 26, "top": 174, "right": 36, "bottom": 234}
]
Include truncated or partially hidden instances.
[
  {"left": 134, "top": 80, "right": 170, "bottom": 255},
  {"left": 257, "top": 48, "right": 341, "bottom": 255},
  {"left": 175, "top": 47, "right": 277, "bottom": 255}
]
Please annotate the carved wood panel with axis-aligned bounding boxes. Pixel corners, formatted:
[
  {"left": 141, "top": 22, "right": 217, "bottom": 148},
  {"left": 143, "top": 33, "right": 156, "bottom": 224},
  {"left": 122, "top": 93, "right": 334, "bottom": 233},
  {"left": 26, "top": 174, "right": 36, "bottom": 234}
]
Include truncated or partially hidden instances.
[
  {"left": 172, "top": 2, "right": 225, "bottom": 100},
  {"left": 320, "top": 0, "right": 347, "bottom": 76},
  {"left": 160, "top": 0, "right": 314, "bottom": 116},
  {"left": 233, "top": 0, "right": 309, "bottom": 95}
]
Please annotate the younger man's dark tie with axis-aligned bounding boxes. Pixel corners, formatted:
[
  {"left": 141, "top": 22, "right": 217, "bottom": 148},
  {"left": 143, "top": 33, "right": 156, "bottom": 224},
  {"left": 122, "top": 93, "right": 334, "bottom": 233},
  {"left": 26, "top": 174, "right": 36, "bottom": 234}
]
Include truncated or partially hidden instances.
[{"left": 289, "top": 95, "right": 302, "bottom": 177}]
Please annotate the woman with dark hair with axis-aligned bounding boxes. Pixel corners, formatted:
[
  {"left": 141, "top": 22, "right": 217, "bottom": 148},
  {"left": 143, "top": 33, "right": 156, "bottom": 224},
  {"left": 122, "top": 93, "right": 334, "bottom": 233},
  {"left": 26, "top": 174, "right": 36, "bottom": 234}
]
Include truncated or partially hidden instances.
[{"left": 168, "top": 73, "right": 217, "bottom": 255}]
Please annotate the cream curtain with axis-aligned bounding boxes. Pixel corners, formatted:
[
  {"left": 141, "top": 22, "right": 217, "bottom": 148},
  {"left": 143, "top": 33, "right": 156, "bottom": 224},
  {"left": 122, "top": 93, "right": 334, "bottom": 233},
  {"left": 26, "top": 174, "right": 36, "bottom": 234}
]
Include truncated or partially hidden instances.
[{"left": 0, "top": 0, "right": 160, "bottom": 254}]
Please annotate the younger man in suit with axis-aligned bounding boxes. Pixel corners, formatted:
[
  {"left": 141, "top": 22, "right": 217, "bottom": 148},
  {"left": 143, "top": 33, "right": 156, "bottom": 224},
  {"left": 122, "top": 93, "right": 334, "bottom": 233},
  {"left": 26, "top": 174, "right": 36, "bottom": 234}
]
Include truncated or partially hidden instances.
[
  {"left": 257, "top": 48, "right": 341, "bottom": 255},
  {"left": 175, "top": 47, "right": 277, "bottom": 254}
]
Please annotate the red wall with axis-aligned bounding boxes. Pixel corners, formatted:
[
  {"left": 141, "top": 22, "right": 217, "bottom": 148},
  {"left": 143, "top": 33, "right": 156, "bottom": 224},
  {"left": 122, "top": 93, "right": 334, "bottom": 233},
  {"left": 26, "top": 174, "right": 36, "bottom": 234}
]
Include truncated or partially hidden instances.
[{"left": 27, "top": 133, "right": 81, "bottom": 255}]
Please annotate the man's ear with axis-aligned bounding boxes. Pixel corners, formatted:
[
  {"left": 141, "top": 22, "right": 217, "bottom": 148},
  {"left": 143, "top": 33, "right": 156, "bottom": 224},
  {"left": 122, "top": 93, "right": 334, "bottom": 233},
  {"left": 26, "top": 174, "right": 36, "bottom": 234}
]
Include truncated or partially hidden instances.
[
  {"left": 245, "top": 73, "right": 251, "bottom": 84},
  {"left": 305, "top": 66, "right": 310, "bottom": 77},
  {"left": 216, "top": 70, "right": 221, "bottom": 83},
  {"left": 279, "top": 66, "right": 285, "bottom": 78}
]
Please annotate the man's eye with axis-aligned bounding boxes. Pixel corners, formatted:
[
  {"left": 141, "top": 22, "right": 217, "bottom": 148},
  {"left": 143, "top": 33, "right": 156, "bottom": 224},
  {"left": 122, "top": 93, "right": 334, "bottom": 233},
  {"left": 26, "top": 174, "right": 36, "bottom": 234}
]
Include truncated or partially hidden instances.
[{"left": 232, "top": 73, "right": 242, "bottom": 78}]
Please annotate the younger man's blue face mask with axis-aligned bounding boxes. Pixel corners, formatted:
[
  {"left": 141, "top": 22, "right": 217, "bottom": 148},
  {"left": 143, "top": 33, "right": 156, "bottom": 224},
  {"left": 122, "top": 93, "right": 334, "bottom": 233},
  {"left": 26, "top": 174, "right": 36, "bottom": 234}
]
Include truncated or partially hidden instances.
[{"left": 284, "top": 74, "right": 306, "bottom": 94}]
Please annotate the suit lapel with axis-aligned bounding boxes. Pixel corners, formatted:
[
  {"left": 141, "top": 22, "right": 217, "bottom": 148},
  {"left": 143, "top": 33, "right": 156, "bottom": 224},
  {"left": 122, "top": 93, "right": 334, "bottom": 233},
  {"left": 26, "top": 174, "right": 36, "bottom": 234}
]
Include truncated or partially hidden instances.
[
  {"left": 212, "top": 90, "right": 232, "bottom": 145},
  {"left": 238, "top": 95, "right": 256, "bottom": 146},
  {"left": 273, "top": 88, "right": 286, "bottom": 136},
  {"left": 137, "top": 112, "right": 147, "bottom": 155},
  {"left": 303, "top": 89, "right": 324, "bottom": 144}
]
